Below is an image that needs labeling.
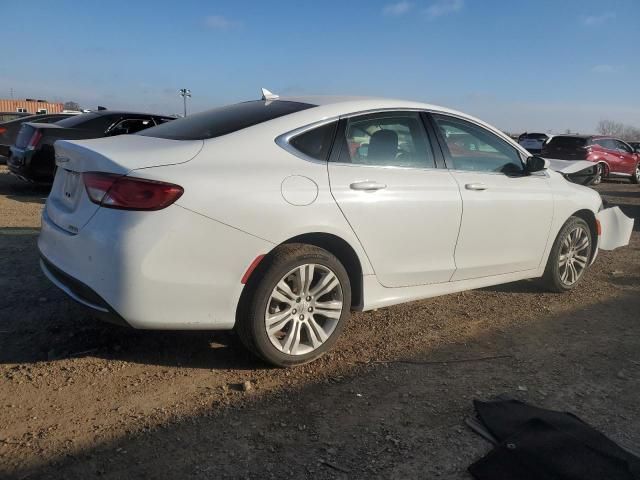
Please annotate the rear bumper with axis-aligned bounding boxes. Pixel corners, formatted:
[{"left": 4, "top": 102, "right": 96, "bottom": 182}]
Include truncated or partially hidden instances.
[
  {"left": 39, "top": 255, "right": 131, "bottom": 327},
  {"left": 37, "top": 203, "right": 274, "bottom": 330}
]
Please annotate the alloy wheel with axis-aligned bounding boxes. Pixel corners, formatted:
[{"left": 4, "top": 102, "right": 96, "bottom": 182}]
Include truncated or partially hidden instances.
[
  {"left": 558, "top": 226, "right": 590, "bottom": 286},
  {"left": 265, "top": 264, "right": 343, "bottom": 356}
]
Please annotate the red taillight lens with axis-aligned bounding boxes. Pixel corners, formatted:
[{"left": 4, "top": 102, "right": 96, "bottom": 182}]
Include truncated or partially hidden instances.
[
  {"left": 83, "top": 172, "right": 183, "bottom": 211},
  {"left": 28, "top": 129, "right": 42, "bottom": 148},
  {"left": 0, "top": 127, "right": 6, "bottom": 135}
]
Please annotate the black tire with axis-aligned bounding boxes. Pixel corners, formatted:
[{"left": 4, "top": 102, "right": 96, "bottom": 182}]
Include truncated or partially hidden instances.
[
  {"left": 591, "top": 163, "right": 604, "bottom": 185},
  {"left": 235, "top": 243, "right": 351, "bottom": 367},
  {"left": 631, "top": 163, "right": 640, "bottom": 184},
  {"left": 541, "top": 216, "right": 592, "bottom": 293}
]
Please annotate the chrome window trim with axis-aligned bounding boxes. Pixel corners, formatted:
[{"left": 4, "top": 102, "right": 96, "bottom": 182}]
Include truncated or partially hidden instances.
[
  {"left": 275, "top": 107, "right": 532, "bottom": 165},
  {"left": 275, "top": 117, "right": 339, "bottom": 165}
]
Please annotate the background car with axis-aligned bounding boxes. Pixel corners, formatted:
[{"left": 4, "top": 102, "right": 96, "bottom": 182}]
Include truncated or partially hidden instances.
[
  {"left": 0, "top": 113, "right": 77, "bottom": 159},
  {"left": 542, "top": 135, "right": 640, "bottom": 184},
  {"left": 37, "top": 94, "right": 630, "bottom": 367},
  {"left": 7, "top": 110, "right": 175, "bottom": 183},
  {"left": 518, "top": 132, "right": 551, "bottom": 154},
  {"left": 0, "top": 112, "right": 30, "bottom": 122}
]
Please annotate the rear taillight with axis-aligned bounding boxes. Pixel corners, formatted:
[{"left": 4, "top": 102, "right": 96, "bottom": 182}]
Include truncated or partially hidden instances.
[
  {"left": 28, "top": 129, "right": 42, "bottom": 148},
  {"left": 83, "top": 172, "right": 183, "bottom": 211},
  {"left": 0, "top": 127, "right": 6, "bottom": 135}
]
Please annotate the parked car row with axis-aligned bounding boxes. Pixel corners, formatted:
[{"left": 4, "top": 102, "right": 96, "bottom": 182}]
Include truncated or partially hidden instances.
[
  {"left": 517, "top": 132, "right": 640, "bottom": 185},
  {"left": 34, "top": 91, "right": 634, "bottom": 366},
  {"left": 0, "top": 113, "right": 78, "bottom": 158},
  {"left": 542, "top": 135, "right": 640, "bottom": 185},
  {"left": 4, "top": 110, "right": 175, "bottom": 182}
]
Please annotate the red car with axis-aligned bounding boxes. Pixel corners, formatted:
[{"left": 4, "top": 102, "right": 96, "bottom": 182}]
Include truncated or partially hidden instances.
[{"left": 542, "top": 135, "right": 640, "bottom": 185}]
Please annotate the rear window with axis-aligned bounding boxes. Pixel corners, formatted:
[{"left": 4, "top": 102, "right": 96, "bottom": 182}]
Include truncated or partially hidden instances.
[
  {"left": 138, "top": 100, "right": 315, "bottom": 140},
  {"left": 546, "top": 136, "right": 587, "bottom": 149},
  {"left": 520, "top": 133, "right": 547, "bottom": 140},
  {"left": 289, "top": 122, "right": 338, "bottom": 161}
]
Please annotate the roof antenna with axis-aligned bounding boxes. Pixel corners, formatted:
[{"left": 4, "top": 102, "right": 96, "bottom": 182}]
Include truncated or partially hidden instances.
[{"left": 261, "top": 88, "right": 279, "bottom": 101}]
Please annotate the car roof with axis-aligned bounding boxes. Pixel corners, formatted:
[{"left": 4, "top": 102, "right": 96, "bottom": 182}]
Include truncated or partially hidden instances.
[
  {"left": 269, "top": 95, "right": 514, "bottom": 141},
  {"left": 271, "top": 95, "right": 498, "bottom": 132},
  {"left": 91, "top": 110, "right": 175, "bottom": 118}
]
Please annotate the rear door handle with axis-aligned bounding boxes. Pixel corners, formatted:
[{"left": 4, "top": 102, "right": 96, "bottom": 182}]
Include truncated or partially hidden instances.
[
  {"left": 350, "top": 181, "right": 387, "bottom": 191},
  {"left": 465, "top": 183, "right": 488, "bottom": 191}
]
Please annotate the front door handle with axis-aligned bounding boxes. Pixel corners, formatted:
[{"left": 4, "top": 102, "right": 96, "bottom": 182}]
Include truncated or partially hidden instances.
[
  {"left": 465, "top": 183, "right": 488, "bottom": 191},
  {"left": 350, "top": 181, "right": 387, "bottom": 191}
]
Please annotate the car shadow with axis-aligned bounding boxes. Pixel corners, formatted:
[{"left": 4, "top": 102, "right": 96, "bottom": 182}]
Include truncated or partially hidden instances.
[
  {"left": 0, "top": 227, "right": 265, "bottom": 370},
  {"left": 480, "top": 279, "right": 546, "bottom": 294},
  {"left": 6, "top": 290, "right": 640, "bottom": 480}
]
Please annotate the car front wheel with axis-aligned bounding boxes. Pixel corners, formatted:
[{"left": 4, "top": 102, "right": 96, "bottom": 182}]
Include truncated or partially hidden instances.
[
  {"left": 236, "top": 244, "right": 351, "bottom": 367},
  {"left": 632, "top": 163, "right": 640, "bottom": 184},
  {"left": 542, "top": 216, "right": 592, "bottom": 292}
]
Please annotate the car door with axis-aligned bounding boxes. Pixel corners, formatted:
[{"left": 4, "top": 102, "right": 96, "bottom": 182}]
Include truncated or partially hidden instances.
[
  {"left": 429, "top": 113, "right": 553, "bottom": 281},
  {"left": 328, "top": 111, "right": 462, "bottom": 287},
  {"left": 613, "top": 140, "right": 637, "bottom": 175}
]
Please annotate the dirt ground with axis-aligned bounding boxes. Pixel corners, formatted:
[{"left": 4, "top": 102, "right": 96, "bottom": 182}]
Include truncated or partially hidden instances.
[{"left": 1, "top": 164, "right": 639, "bottom": 479}]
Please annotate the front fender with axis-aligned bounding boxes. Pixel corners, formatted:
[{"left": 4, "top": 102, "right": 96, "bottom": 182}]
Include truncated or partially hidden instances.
[{"left": 597, "top": 207, "right": 634, "bottom": 250}]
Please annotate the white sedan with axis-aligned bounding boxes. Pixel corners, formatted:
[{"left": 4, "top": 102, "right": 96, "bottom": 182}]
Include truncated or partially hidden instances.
[{"left": 38, "top": 91, "right": 633, "bottom": 366}]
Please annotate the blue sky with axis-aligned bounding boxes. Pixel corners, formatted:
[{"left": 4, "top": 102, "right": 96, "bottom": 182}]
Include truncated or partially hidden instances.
[{"left": 2, "top": 0, "right": 639, "bottom": 132}]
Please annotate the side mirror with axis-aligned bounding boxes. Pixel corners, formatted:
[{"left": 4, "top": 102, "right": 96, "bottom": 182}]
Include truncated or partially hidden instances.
[{"left": 526, "top": 155, "right": 549, "bottom": 173}]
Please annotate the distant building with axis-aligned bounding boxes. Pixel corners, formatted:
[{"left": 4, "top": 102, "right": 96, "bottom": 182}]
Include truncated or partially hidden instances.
[{"left": 0, "top": 98, "right": 64, "bottom": 114}]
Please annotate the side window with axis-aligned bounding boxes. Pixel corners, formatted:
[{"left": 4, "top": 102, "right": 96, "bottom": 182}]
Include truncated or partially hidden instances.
[
  {"left": 338, "top": 112, "right": 435, "bottom": 168},
  {"left": 615, "top": 140, "right": 632, "bottom": 153},
  {"left": 433, "top": 114, "right": 524, "bottom": 174},
  {"left": 108, "top": 118, "right": 155, "bottom": 136},
  {"left": 289, "top": 121, "right": 338, "bottom": 161}
]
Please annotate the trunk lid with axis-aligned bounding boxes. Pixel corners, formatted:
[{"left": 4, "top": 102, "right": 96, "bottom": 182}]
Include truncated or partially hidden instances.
[{"left": 46, "top": 135, "right": 203, "bottom": 234}]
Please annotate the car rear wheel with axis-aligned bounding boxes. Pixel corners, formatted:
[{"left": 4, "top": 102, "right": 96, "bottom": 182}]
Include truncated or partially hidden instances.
[
  {"left": 236, "top": 244, "right": 351, "bottom": 367},
  {"left": 541, "top": 216, "right": 592, "bottom": 293},
  {"left": 591, "top": 163, "right": 604, "bottom": 185},
  {"left": 632, "top": 163, "right": 640, "bottom": 184}
]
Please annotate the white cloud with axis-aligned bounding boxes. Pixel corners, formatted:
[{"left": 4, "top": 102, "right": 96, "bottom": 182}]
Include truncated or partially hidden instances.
[
  {"left": 591, "top": 64, "right": 618, "bottom": 74},
  {"left": 204, "top": 15, "right": 240, "bottom": 30},
  {"left": 424, "top": 0, "right": 464, "bottom": 19},
  {"left": 581, "top": 12, "right": 616, "bottom": 26},
  {"left": 383, "top": 1, "right": 413, "bottom": 16}
]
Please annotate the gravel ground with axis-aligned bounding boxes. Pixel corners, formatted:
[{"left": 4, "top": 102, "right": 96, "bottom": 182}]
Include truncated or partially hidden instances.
[{"left": 1, "top": 165, "right": 639, "bottom": 479}]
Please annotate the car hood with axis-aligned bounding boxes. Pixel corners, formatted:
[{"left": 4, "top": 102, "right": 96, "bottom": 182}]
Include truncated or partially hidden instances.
[{"left": 545, "top": 158, "right": 595, "bottom": 174}]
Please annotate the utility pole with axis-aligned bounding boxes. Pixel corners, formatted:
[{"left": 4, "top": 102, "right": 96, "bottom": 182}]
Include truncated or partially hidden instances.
[{"left": 179, "top": 88, "right": 191, "bottom": 117}]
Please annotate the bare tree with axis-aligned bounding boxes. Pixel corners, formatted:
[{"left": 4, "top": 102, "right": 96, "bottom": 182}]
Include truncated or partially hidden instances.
[
  {"left": 595, "top": 119, "right": 640, "bottom": 141},
  {"left": 63, "top": 101, "right": 81, "bottom": 111},
  {"left": 596, "top": 119, "right": 625, "bottom": 137}
]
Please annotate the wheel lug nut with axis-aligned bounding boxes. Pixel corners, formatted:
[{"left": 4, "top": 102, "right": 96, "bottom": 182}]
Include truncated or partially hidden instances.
[
  {"left": 292, "top": 309, "right": 297, "bottom": 314},
  {"left": 296, "top": 298, "right": 301, "bottom": 303},
  {"left": 308, "top": 307, "right": 313, "bottom": 312},
  {"left": 306, "top": 296, "right": 311, "bottom": 301},
  {"left": 299, "top": 314, "right": 304, "bottom": 320}
]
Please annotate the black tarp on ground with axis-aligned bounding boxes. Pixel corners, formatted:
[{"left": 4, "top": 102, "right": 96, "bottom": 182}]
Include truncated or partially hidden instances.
[{"left": 468, "top": 400, "right": 640, "bottom": 480}]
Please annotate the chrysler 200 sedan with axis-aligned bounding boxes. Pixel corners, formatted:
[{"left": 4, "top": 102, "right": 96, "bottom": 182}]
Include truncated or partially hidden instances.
[{"left": 38, "top": 92, "right": 633, "bottom": 366}]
